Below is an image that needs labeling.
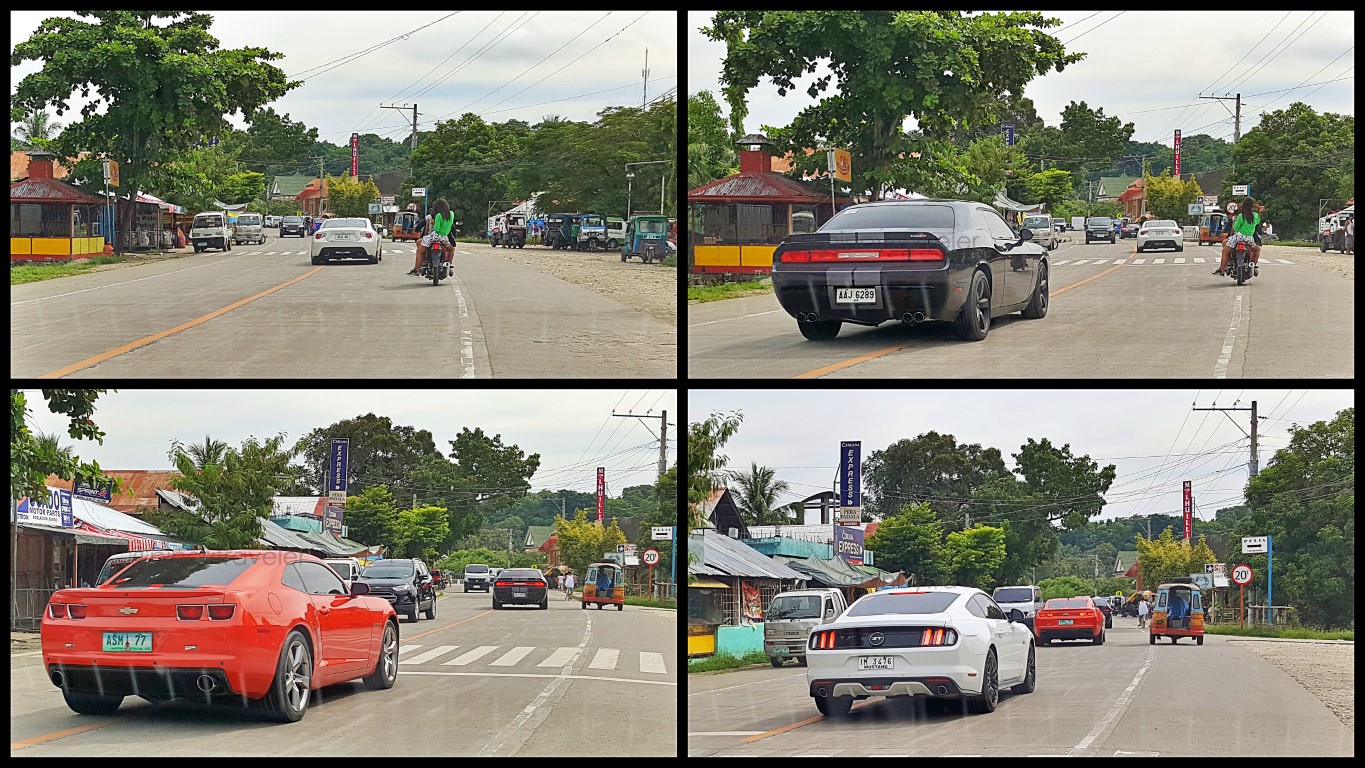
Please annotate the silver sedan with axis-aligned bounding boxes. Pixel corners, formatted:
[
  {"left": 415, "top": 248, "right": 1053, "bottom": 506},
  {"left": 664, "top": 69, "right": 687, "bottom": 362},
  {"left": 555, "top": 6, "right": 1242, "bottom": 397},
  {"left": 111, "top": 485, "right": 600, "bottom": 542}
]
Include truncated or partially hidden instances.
[{"left": 309, "top": 217, "right": 384, "bottom": 265}]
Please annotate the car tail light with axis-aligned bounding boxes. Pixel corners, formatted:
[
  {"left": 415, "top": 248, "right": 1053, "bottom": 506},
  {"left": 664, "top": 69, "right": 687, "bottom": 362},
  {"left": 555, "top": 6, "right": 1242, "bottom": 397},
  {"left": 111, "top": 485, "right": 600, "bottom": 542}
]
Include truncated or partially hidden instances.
[
  {"left": 207, "top": 604, "right": 236, "bottom": 621},
  {"left": 363, "top": 232, "right": 374, "bottom": 239},
  {"left": 177, "top": 605, "right": 206, "bottom": 621},
  {"left": 920, "top": 628, "right": 956, "bottom": 646},
  {"left": 66, "top": 604, "right": 88, "bottom": 619},
  {"left": 779, "top": 250, "right": 811, "bottom": 263},
  {"left": 48, "top": 602, "right": 67, "bottom": 619},
  {"left": 810, "top": 630, "right": 837, "bottom": 649}
]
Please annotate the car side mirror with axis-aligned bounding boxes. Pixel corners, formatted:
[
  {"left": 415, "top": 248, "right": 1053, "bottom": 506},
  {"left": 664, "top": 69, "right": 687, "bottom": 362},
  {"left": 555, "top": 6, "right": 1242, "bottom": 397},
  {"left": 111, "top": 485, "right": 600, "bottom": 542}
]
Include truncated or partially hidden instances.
[
  {"left": 825, "top": 608, "right": 836, "bottom": 621},
  {"left": 1018, "top": 228, "right": 1033, "bottom": 242},
  {"left": 1008, "top": 608, "right": 1024, "bottom": 622},
  {"left": 350, "top": 581, "right": 371, "bottom": 595}
]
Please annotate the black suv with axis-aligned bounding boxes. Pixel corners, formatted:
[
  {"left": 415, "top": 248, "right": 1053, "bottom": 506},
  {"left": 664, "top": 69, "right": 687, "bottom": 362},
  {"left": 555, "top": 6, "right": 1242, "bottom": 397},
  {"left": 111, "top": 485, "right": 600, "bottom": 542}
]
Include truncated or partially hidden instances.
[
  {"left": 356, "top": 558, "right": 436, "bottom": 623},
  {"left": 463, "top": 563, "right": 492, "bottom": 592},
  {"left": 1085, "top": 217, "right": 1116, "bottom": 244},
  {"left": 280, "top": 215, "right": 306, "bottom": 237}
]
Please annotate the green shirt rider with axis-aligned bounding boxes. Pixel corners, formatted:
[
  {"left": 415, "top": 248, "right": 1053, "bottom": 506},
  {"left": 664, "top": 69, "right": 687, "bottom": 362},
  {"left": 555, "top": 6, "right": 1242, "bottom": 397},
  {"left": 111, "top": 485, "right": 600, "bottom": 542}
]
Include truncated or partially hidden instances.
[{"left": 410, "top": 197, "right": 456, "bottom": 276}]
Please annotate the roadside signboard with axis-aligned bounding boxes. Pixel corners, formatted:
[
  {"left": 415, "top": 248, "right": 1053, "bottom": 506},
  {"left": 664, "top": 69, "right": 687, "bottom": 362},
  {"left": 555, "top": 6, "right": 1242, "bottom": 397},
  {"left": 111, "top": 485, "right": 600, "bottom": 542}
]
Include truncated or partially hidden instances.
[
  {"left": 642, "top": 548, "right": 660, "bottom": 566},
  {"left": 328, "top": 438, "right": 349, "bottom": 495},
  {"left": 838, "top": 441, "right": 861, "bottom": 524},
  {"left": 72, "top": 480, "right": 114, "bottom": 503},
  {"left": 412, "top": 187, "right": 426, "bottom": 198},
  {"left": 834, "top": 524, "right": 864, "bottom": 565},
  {"left": 596, "top": 467, "right": 605, "bottom": 521},
  {"left": 1231, "top": 564, "right": 1253, "bottom": 585},
  {"left": 1241, "top": 536, "right": 1268, "bottom": 554},
  {"left": 328, "top": 490, "right": 347, "bottom": 506},
  {"left": 1188, "top": 204, "right": 1204, "bottom": 216},
  {"left": 651, "top": 526, "right": 673, "bottom": 540},
  {"left": 323, "top": 505, "right": 344, "bottom": 536},
  {"left": 1232, "top": 184, "right": 1250, "bottom": 197}
]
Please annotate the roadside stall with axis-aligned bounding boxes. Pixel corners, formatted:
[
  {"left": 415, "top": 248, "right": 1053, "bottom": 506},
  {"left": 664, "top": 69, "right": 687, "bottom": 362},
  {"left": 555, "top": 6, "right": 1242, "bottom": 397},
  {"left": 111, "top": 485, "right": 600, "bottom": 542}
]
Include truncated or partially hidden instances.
[{"left": 9, "top": 150, "right": 107, "bottom": 262}]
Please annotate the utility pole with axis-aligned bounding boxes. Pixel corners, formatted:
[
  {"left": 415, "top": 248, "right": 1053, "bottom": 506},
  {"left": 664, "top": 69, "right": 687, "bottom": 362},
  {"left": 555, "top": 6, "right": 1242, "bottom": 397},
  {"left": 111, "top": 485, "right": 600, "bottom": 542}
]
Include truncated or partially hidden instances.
[
  {"left": 381, "top": 104, "right": 419, "bottom": 154},
  {"left": 612, "top": 408, "right": 670, "bottom": 484},
  {"left": 641, "top": 48, "right": 649, "bottom": 108},
  {"left": 626, "top": 160, "right": 670, "bottom": 218},
  {"left": 1199, "top": 93, "right": 1242, "bottom": 142},
  {"left": 1192, "top": 399, "right": 1263, "bottom": 477}
]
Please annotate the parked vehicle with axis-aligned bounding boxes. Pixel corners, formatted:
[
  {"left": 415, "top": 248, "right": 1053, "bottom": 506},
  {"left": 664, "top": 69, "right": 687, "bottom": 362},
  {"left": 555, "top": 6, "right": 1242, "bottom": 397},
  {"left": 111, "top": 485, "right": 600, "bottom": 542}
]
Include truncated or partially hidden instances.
[
  {"left": 264, "top": 215, "right": 282, "bottom": 229},
  {"left": 488, "top": 212, "right": 528, "bottom": 248},
  {"left": 543, "top": 213, "right": 578, "bottom": 249},
  {"left": 605, "top": 215, "right": 625, "bottom": 249},
  {"left": 310, "top": 217, "right": 383, "bottom": 265},
  {"left": 576, "top": 213, "right": 607, "bottom": 251},
  {"left": 991, "top": 585, "right": 1044, "bottom": 628},
  {"left": 190, "top": 211, "right": 233, "bottom": 253},
  {"left": 771, "top": 199, "right": 1050, "bottom": 342},
  {"left": 430, "top": 569, "right": 448, "bottom": 590},
  {"left": 463, "top": 563, "right": 492, "bottom": 592},
  {"left": 1052, "top": 217, "right": 1067, "bottom": 233},
  {"left": 280, "top": 216, "right": 307, "bottom": 237},
  {"left": 1085, "top": 217, "right": 1116, "bottom": 244},
  {"left": 234, "top": 213, "right": 266, "bottom": 245},
  {"left": 355, "top": 558, "right": 436, "bottom": 623},
  {"left": 1022, "top": 214, "right": 1058, "bottom": 250},
  {"left": 1320, "top": 205, "right": 1353, "bottom": 253},
  {"left": 764, "top": 587, "right": 848, "bottom": 667},
  {"left": 322, "top": 557, "right": 362, "bottom": 583},
  {"left": 621, "top": 214, "right": 669, "bottom": 264},
  {"left": 1150, "top": 579, "right": 1206, "bottom": 645},
  {"left": 1070, "top": 216, "right": 1085, "bottom": 232},
  {"left": 581, "top": 562, "right": 624, "bottom": 611},
  {"left": 492, "top": 568, "right": 549, "bottom": 610},
  {"left": 42, "top": 549, "right": 398, "bottom": 722},
  {"left": 1034, "top": 597, "right": 1105, "bottom": 645},
  {"left": 806, "top": 586, "right": 1036, "bottom": 717}
]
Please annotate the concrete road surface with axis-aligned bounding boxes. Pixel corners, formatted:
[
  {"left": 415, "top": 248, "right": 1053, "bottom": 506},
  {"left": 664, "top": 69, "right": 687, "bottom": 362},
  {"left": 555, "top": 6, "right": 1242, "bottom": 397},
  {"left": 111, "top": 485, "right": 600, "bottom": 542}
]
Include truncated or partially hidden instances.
[
  {"left": 687, "top": 239, "right": 1353, "bottom": 379},
  {"left": 11, "top": 237, "right": 676, "bottom": 378}
]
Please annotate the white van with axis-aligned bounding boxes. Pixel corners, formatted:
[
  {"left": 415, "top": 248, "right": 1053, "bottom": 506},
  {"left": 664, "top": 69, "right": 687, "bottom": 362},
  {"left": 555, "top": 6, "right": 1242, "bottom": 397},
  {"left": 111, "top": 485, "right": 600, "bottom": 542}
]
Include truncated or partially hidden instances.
[
  {"left": 234, "top": 212, "right": 266, "bottom": 245},
  {"left": 323, "top": 557, "right": 362, "bottom": 583},
  {"left": 190, "top": 211, "right": 233, "bottom": 253},
  {"left": 764, "top": 587, "right": 849, "bottom": 667},
  {"left": 992, "top": 585, "right": 1045, "bottom": 626},
  {"left": 605, "top": 216, "right": 626, "bottom": 249}
]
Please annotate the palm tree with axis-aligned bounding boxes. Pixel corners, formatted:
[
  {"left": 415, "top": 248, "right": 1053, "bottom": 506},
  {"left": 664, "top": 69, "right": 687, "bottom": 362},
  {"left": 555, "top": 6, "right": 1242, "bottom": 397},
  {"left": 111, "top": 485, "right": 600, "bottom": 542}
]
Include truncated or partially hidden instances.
[
  {"left": 13, "top": 109, "right": 61, "bottom": 148},
  {"left": 33, "top": 431, "right": 75, "bottom": 464},
  {"left": 168, "top": 435, "right": 229, "bottom": 470},
  {"left": 729, "top": 462, "right": 792, "bottom": 528}
]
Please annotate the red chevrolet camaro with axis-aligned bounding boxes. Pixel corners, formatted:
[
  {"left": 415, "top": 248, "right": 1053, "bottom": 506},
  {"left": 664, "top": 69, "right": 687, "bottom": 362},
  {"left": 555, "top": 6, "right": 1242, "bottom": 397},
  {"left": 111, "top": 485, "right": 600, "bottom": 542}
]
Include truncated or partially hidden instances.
[
  {"left": 42, "top": 549, "right": 399, "bottom": 722},
  {"left": 1034, "top": 597, "right": 1105, "bottom": 646}
]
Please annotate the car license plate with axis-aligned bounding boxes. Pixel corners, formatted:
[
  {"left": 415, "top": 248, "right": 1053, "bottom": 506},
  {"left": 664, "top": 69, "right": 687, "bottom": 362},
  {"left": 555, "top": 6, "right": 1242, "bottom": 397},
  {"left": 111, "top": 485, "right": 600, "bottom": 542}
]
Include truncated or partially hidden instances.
[
  {"left": 859, "top": 656, "right": 894, "bottom": 670},
  {"left": 103, "top": 631, "right": 152, "bottom": 652},
  {"left": 772, "top": 646, "right": 789, "bottom": 654},
  {"left": 332, "top": 234, "right": 353, "bottom": 240},
  {"left": 1059, "top": 619, "right": 1073, "bottom": 625},
  {"left": 836, "top": 287, "right": 876, "bottom": 304},
  {"left": 514, "top": 590, "right": 526, "bottom": 598}
]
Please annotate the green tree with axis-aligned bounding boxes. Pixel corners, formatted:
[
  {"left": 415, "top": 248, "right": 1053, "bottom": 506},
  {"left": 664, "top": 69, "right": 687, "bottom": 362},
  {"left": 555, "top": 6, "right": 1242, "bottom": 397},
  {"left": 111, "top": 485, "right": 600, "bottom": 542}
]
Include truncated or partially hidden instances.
[
  {"left": 686, "top": 411, "right": 744, "bottom": 528},
  {"left": 728, "top": 462, "right": 792, "bottom": 527},
  {"left": 231, "top": 106, "right": 319, "bottom": 173},
  {"left": 392, "top": 504, "right": 450, "bottom": 561},
  {"left": 12, "top": 107, "right": 62, "bottom": 148},
  {"left": 219, "top": 170, "right": 267, "bottom": 205},
  {"left": 156, "top": 434, "right": 296, "bottom": 548},
  {"left": 705, "top": 11, "right": 1082, "bottom": 200},
  {"left": 11, "top": 11, "right": 294, "bottom": 253},
  {"left": 343, "top": 485, "right": 402, "bottom": 548},
  {"left": 292, "top": 413, "right": 441, "bottom": 495},
  {"left": 862, "top": 431, "right": 1008, "bottom": 523},
  {"left": 403, "top": 428, "right": 540, "bottom": 552},
  {"left": 1228, "top": 103, "right": 1354, "bottom": 239},
  {"left": 1023, "top": 167, "right": 1075, "bottom": 211},
  {"left": 941, "top": 525, "right": 1008, "bottom": 590},
  {"left": 176, "top": 434, "right": 230, "bottom": 469},
  {"left": 11, "top": 389, "right": 118, "bottom": 504},
  {"left": 553, "top": 509, "right": 624, "bottom": 577},
  {"left": 324, "top": 173, "right": 381, "bottom": 218},
  {"left": 687, "top": 91, "right": 736, "bottom": 191},
  {"left": 864, "top": 502, "right": 949, "bottom": 585},
  {"left": 1143, "top": 172, "right": 1202, "bottom": 224}
]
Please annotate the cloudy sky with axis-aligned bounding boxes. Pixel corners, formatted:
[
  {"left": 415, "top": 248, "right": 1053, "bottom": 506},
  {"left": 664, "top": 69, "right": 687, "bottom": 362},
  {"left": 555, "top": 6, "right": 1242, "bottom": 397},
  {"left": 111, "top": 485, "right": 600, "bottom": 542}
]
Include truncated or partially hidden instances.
[
  {"left": 12, "top": 10, "right": 676, "bottom": 154},
  {"left": 22, "top": 389, "right": 677, "bottom": 496},
  {"left": 689, "top": 388, "right": 1352, "bottom": 526},
  {"left": 688, "top": 10, "right": 1354, "bottom": 148}
]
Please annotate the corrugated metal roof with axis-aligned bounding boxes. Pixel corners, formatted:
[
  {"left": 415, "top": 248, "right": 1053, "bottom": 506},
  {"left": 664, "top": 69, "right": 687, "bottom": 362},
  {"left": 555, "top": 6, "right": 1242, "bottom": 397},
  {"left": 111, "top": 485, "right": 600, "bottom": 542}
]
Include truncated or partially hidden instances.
[
  {"left": 687, "top": 530, "right": 805, "bottom": 580},
  {"left": 60, "top": 489, "right": 164, "bottom": 535},
  {"left": 273, "top": 497, "right": 325, "bottom": 517},
  {"left": 48, "top": 471, "right": 183, "bottom": 514},
  {"left": 260, "top": 518, "right": 318, "bottom": 551},
  {"left": 689, "top": 171, "right": 836, "bottom": 203}
]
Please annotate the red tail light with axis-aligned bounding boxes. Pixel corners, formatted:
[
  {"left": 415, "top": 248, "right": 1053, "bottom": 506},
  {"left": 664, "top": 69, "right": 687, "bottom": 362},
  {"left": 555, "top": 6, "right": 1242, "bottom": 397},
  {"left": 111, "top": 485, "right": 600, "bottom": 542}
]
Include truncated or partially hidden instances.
[
  {"left": 207, "top": 604, "right": 236, "bottom": 621},
  {"left": 177, "top": 605, "right": 206, "bottom": 621},
  {"left": 810, "top": 630, "right": 837, "bottom": 649},
  {"left": 67, "top": 604, "right": 88, "bottom": 619},
  {"left": 48, "top": 602, "right": 67, "bottom": 619}
]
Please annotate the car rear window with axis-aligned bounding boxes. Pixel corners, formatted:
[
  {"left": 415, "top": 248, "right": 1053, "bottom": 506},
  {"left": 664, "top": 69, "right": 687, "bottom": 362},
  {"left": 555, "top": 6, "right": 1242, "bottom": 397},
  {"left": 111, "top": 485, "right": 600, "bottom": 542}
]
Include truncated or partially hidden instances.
[
  {"left": 500, "top": 569, "right": 544, "bottom": 580},
  {"left": 819, "top": 203, "right": 956, "bottom": 231},
  {"left": 1045, "top": 598, "right": 1093, "bottom": 609},
  {"left": 1144, "top": 220, "right": 1178, "bottom": 229},
  {"left": 992, "top": 587, "right": 1037, "bottom": 603},
  {"left": 845, "top": 590, "right": 959, "bottom": 617},
  {"left": 107, "top": 555, "right": 256, "bottom": 588}
]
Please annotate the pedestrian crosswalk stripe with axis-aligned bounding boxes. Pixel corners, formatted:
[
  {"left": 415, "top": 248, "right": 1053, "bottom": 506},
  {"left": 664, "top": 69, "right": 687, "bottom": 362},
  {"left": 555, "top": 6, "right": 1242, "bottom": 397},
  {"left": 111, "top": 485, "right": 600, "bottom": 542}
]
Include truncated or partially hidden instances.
[
  {"left": 1133, "top": 258, "right": 1146, "bottom": 265},
  {"left": 489, "top": 646, "right": 535, "bottom": 666},
  {"left": 588, "top": 648, "right": 620, "bottom": 670},
  {"left": 537, "top": 646, "right": 578, "bottom": 667},
  {"left": 442, "top": 645, "right": 499, "bottom": 665},
  {"left": 1194, "top": 257, "right": 1206, "bottom": 263},
  {"left": 1174, "top": 258, "right": 1185, "bottom": 263},
  {"left": 1053, "top": 259, "right": 1070, "bottom": 264},
  {"left": 1153, "top": 258, "right": 1165, "bottom": 264},
  {"left": 1273, "top": 259, "right": 1294, "bottom": 264},
  {"left": 1114, "top": 259, "right": 1125, "bottom": 264},
  {"left": 401, "top": 645, "right": 461, "bottom": 665},
  {"left": 640, "top": 652, "right": 667, "bottom": 674}
]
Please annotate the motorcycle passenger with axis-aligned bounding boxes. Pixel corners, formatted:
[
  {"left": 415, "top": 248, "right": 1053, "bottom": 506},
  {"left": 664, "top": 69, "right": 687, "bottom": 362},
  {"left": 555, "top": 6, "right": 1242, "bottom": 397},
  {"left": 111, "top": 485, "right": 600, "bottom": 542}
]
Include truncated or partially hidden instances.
[
  {"left": 410, "top": 197, "right": 456, "bottom": 276},
  {"left": 1214, "top": 198, "right": 1263, "bottom": 276}
]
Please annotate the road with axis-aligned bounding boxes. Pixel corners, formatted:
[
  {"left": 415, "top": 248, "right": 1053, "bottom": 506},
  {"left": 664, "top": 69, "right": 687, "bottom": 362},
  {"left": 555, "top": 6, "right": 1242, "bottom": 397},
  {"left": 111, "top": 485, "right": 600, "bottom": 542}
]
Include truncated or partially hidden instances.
[
  {"left": 11, "top": 236, "right": 676, "bottom": 378},
  {"left": 687, "top": 238, "right": 1354, "bottom": 378},
  {"left": 10, "top": 586, "right": 677, "bottom": 756},
  {"left": 687, "top": 617, "right": 1353, "bottom": 757}
]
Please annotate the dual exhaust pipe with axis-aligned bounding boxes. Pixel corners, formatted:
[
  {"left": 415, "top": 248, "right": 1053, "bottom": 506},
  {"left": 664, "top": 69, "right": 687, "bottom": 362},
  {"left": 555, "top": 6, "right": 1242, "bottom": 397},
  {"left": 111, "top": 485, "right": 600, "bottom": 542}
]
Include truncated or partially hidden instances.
[
  {"left": 795, "top": 311, "right": 926, "bottom": 323},
  {"left": 814, "top": 682, "right": 950, "bottom": 697},
  {"left": 902, "top": 312, "right": 925, "bottom": 323},
  {"left": 50, "top": 670, "right": 219, "bottom": 694}
]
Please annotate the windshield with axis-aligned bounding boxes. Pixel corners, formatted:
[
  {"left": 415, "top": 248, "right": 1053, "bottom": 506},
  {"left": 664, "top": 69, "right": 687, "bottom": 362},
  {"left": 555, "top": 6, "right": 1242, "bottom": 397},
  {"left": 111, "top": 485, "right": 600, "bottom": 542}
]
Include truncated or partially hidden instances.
[
  {"left": 107, "top": 556, "right": 255, "bottom": 588},
  {"left": 1023, "top": 216, "right": 1051, "bottom": 229},
  {"left": 500, "top": 569, "right": 544, "bottom": 580},
  {"left": 361, "top": 563, "right": 414, "bottom": 579},
  {"left": 1088, "top": 218, "right": 1112, "bottom": 226},
  {"left": 238, "top": 215, "right": 261, "bottom": 225},
  {"left": 992, "top": 587, "right": 1036, "bottom": 604},
  {"left": 845, "top": 590, "right": 959, "bottom": 617},
  {"left": 768, "top": 594, "right": 824, "bottom": 620},
  {"left": 820, "top": 203, "right": 955, "bottom": 231},
  {"left": 465, "top": 564, "right": 489, "bottom": 574},
  {"left": 581, "top": 215, "right": 604, "bottom": 226},
  {"left": 638, "top": 219, "right": 667, "bottom": 234}
]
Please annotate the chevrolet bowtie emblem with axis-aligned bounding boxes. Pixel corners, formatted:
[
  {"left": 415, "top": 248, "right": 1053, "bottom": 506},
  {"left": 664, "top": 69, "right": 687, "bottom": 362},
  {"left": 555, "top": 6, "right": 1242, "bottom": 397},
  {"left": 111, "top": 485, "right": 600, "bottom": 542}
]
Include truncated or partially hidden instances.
[{"left": 118, "top": 607, "right": 138, "bottom": 615}]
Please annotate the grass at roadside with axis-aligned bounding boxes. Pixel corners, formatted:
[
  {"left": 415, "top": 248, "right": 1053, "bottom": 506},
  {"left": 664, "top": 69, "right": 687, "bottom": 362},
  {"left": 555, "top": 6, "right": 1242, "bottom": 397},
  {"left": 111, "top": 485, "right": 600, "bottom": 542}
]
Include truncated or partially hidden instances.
[
  {"left": 688, "top": 649, "right": 769, "bottom": 672},
  {"left": 1206, "top": 624, "right": 1353, "bottom": 641},
  {"left": 11, "top": 255, "right": 130, "bottom": 285},
  {"left": 688, "top": 278, "right": 773, "bottom": 303}
]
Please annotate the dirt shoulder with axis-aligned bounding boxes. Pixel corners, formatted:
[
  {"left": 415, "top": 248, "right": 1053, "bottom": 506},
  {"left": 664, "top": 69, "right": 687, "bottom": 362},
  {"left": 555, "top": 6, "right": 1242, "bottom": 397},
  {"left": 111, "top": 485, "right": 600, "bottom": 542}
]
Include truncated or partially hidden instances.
[
  {"left": 1228, "top": 639, "right": 1354, "bottom": 730},
  {"left": 1262, "top": 245, "right": 1353, "bottom": 280},
  {"left": 480, "top": 245, "right": 678, "bottom": 325}
]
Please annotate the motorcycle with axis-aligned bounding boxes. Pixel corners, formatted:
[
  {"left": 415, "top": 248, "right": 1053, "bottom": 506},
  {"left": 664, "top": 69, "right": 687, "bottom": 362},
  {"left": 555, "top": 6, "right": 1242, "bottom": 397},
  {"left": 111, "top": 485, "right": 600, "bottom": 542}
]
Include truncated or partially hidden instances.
[
  {"left": 420, "top": 240, "right": 451, "bottom": 285},
  {"left": 1227, "top": 239, "right": 1254, "bottom": 285}
]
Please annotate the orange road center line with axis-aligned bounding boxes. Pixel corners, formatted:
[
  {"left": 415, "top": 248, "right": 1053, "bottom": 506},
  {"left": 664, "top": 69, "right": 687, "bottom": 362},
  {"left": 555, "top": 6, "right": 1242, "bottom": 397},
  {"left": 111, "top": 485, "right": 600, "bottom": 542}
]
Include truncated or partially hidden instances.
[
  {"left": 39, "top": 266, "right": 326, "bottom": 378},
  {"left": 792, "top": 255, "right": 1132, "bottom": 378}
]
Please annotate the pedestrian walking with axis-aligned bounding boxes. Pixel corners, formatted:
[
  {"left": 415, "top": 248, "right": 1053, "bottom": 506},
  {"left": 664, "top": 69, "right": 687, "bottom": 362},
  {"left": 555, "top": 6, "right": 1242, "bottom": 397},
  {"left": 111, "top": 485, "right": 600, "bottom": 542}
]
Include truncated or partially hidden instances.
[
  {"left": 556, "top": 573, "right": 564, "bottom": 592},
  {"left": 1137, "top": 596, "right": 1150, "bottom": 628},
  {"left": 563, "top": 572, "right": 576, "bottom": 600}
]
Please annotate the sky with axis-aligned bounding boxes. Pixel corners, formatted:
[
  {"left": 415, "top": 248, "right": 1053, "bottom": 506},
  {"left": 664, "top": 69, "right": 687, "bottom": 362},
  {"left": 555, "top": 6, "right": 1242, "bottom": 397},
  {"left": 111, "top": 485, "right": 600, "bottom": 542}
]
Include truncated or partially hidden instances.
[
  {"left": 688, "top": 10, "right": 1355, "bottom": 149},
  {"left": 11, "top": 10, "right": 677, "bottom": 157},
  {"left": 22, "top": 389, "right": 677, "bottom": 496},
  {"left": 689, "top": 388, "right": 1352, "bottom": 527}
]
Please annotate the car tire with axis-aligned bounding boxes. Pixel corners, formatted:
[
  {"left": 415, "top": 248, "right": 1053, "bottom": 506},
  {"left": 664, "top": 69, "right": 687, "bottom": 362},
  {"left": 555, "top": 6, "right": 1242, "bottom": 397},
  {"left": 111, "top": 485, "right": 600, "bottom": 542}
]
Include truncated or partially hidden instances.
[
  {"left": 492, "top": 597, "right": 501, "bottom": 609},
  {"left": 797, "top": 319, "right": 841, "bottom": 341},
  {"left": 1197, "top": 635, "right": 1204, "bottom": 646},
  {"left": 965, "top": 649, "right": 999, "bottom": 714},
  {"left": 953, "top": 270, "right": 991, "bottom": 341},
  {"left": 62, "top": 689, "right": 125, "bottom": 716},
  {"left": 362, "top": 620, "right": 399, "bottom": 690},
  {"left": 1039, "top": 636, "right": 1049, "bottom": 647},
  {"left": 617, "top": 602, "right": 623, "bottom": 611},
  {"left": 1176, "top": 244, "right": 1184, "bottom": 252},
  {"left": 464, "top": 586, "right": 469, "bottom": 592},
  {"left": 1011, "top": 644, "right": 1037, "bottom": 694},
  {"left": 259, "top": 629, "right": 312, "bottom": 723},
  {"left": 1136, "top": 245, "right": 1144, "bottom": 252},
  {"left": 1106, "top": 617, "right": 1113, "bottom": 629},
  {"left": 193, "top": 246, "right": 202, "bottom": 253},
  {"left": 424, "top": 597, "right": 435, "bottom": 620},
  {"left": 796, "top": 657, "right": 806, "bottom": 667},
  {"left": 1021, "top": 260, "right": 1048, "bottom": 319},
  {"left": 1150, "top": 633, "right": 1157, "bottom": 645},
  {"left": 407, "top": 602, "right": 420, "bottom": 623},
  {"left": 369, "top": 251, "right": 379, "bottom": 264},
  {"left": 539, "top": 597, "right": 548, "bottom": 610},
  {"left": 311, "top": 255, "right": 320, "bottom": 265},
  {"left": 1095, "top": 629, "right": 1104, "bottom": 645},
  {"left": 770, "top": 657, "right": 784, "bottom": 668},
  {"left": 814, "top": 694, "right": 853, "bottom": 718}
]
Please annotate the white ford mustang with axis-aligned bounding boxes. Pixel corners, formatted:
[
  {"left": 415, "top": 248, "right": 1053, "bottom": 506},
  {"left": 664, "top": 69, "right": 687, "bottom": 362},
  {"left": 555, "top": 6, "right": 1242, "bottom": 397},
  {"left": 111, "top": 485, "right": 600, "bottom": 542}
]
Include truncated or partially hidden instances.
[{"left": 805, "top": 585, "right": 1036, "bottom": 717}]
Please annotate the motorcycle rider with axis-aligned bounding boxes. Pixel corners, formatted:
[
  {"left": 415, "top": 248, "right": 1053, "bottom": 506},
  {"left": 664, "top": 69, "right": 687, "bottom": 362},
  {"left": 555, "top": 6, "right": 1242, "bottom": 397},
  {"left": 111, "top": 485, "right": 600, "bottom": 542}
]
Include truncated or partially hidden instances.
[
  {"left": 1214, "top": 197, "right": 1263, "bottom": 277},
  {"left": 410, "top": 197, "right": 456, "bottom": 276}
]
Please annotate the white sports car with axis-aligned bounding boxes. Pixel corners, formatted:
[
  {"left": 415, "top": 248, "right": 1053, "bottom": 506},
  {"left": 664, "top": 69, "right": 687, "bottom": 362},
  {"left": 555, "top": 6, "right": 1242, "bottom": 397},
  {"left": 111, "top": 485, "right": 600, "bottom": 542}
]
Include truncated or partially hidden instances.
[
  {"left": 310, "top": 217, "right": 383, "bottom": 265},
  {"left": 1136, "top": 219, "right": 1184, "bottom": 253},
  {"left": 805, "top": 585, "right": 1036, "bottom": 717}
]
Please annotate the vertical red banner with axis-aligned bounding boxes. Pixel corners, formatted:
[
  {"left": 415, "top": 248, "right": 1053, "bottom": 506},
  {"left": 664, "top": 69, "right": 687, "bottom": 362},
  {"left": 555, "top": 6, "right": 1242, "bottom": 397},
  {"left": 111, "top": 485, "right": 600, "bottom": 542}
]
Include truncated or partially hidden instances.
[
  {"left": 351, "top": 132, "right": 359, "bottom": 177},
  {"left": 1183, "top": 480, "right": 1192, "bottom": 540},
  {"left": 1173, "top": 129, "right": 1181, "bottom": 178},
  {"left": 596, "top": 467, "right": 605, "bottom": 521}
]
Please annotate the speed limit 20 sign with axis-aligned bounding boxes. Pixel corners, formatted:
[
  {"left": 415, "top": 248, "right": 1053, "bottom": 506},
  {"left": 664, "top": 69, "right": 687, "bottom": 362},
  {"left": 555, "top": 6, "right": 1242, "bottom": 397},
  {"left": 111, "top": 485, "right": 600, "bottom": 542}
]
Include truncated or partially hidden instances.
[
  {"left": 642, "top": 548, "right": 660, "bottom": 566},
  {"left": 1231, "top": 564, "right": 1253, "bottom": 585}
]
